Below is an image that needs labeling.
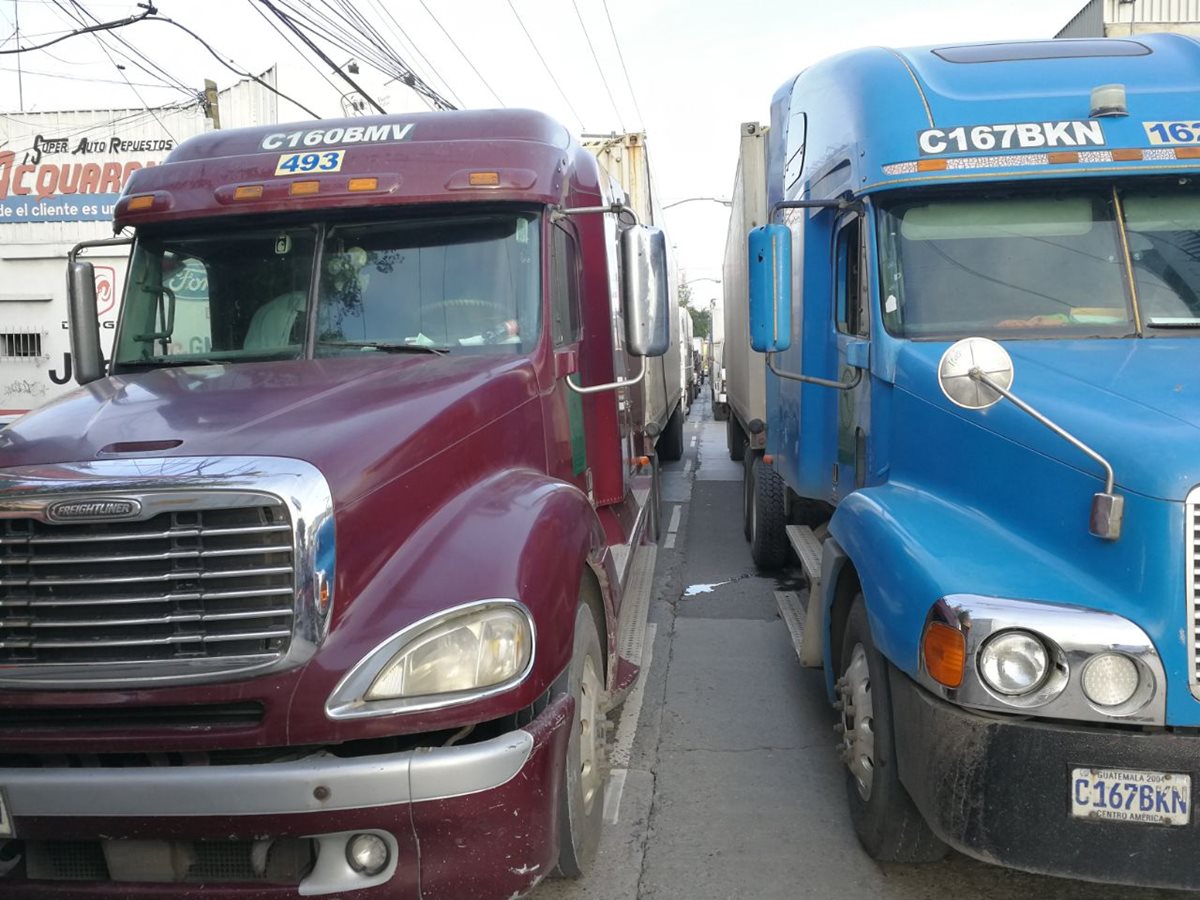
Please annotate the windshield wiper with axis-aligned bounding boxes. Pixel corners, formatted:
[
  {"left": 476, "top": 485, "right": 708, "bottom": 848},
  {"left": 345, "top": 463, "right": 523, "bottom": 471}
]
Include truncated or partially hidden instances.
[
  {"left": 319, "top": 340, "right": 449, "bottom": 355},
  {"left": 120, "top": 357, "right": 223, "bottom": 368},
  {"left": 1146, "top": 317, "right": 1200, "bottom": 328}
]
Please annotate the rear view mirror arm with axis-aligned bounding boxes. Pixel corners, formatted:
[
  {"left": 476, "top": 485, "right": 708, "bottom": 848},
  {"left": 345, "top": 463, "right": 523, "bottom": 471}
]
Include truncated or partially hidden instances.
[
  {"left": 767, "top": 352, "right": 862, "bottom": 391},
  {"left": 566, "top": 357, "right": 646, "bottom": 395}
]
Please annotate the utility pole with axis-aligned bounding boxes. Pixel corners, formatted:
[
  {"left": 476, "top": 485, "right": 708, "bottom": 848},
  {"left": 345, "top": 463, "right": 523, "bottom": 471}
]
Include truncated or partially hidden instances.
[
  {"left": 203, "top": 79, "right": 221, "bottom": 129},
  {"left": 14, "top": 0, "right": 23, "bottom": 111}
]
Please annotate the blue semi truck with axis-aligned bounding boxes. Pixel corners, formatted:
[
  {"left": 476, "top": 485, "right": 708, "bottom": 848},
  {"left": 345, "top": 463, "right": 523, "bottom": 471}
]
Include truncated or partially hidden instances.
[{"left": 735, "top": 34, "right": 1200, "bottom": 889}]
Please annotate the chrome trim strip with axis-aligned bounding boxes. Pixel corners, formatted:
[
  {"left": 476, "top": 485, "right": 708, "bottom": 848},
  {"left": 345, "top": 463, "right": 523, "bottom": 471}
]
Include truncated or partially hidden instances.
[
  {"left": 1188, "top": 486, "right": 1200, "bottom": 700},
  {"left": 325, "top": 598, "right": 536, "bottom": 720},
  {"left": 0, "top": 456, "right": 335, "bottom": 689},
  {"left": 0, "top": 729, "right": 534, "bottom": 818},
  {"left": 919, "top": 593, "right": 1167, "bottom": 726}
]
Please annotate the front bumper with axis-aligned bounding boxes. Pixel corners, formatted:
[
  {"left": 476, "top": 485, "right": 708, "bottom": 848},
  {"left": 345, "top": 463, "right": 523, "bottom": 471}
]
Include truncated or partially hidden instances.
[
  {"left": 891, "top": 666, "right": 1200, "bottom": 891},
  {"left": 0, "top": 695, "right": 572, "bottom": 899}
]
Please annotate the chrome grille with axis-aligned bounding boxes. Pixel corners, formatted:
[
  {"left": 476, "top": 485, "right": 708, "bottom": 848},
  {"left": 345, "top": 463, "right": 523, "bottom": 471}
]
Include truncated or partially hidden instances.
[{"left": 0, "top": 504, "right": 295, "bottom": 667}]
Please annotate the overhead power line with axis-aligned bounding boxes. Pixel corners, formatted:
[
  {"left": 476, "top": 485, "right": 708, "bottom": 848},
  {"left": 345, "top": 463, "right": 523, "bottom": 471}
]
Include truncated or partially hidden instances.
[
  {"left": 416, "top": 0, "right": 504, "bottom": 107},
  {"left": 245, "top": 0, "right": 345, "bottom": 103},
  {"left": 505, "top": 0, "right": 584, "bottom": 130},
  {"left": 66, "top": 0, "right": 196, "bottom": 98},
  {"left": 257, "top": 0, "right": 386, "bottom": 114},
  {"left": 571, "top": 0, "right": 623, "bottom": 130},
  {"left": 601, "top": 0, "right": 646, "bottom": 128},
  {"left": 132, "top": 14, "right": 321, "bottom": 119},
  {"left": 0, "top": 1, "right": 154, "bottom": 55},
  {"left": 364, "top": 0, "right": 461, "bottom": 108}
]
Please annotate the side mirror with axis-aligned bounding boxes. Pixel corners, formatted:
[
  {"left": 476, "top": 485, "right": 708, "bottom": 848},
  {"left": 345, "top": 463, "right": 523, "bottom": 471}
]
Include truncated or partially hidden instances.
[
  {"left": 748, "top": 224, "right": 791, "bottom": 352},
  {"left": 67, "top": 260, "right": 105, "bottom": 385},
  {"left": 621, "top": 225, "right": 670, "bottom": 357}
]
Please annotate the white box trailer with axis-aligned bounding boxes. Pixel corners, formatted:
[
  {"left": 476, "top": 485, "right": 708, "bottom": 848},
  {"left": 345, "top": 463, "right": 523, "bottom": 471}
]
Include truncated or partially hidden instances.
[
  {"left": 583, "top": 133, "right": 687, "bottom": 461},
  {"left": 721, "top": 122, "right": 769, "bottom": 461}
]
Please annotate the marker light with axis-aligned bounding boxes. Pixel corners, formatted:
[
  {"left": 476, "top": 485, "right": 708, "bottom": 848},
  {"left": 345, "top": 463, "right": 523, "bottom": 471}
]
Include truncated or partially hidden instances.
[
  {"left": 1176, "top": 147, "right": 1200, "bottom": 160},
  {"left": 348, "top": 177, "right": 379, "bottom": 192},
  {"left": 468, "top": 171, "right": 501, "bottom": 186},
  {"left": 1090, "top": 83, "right": 1128, "bottom": 118},
  {"left": 1082, "top": 653, "right": 1140, "bottom": 707},
  {"left": 289, "top": 180, "right": 320, "bottom": 196},
  {"left": 917, "top": 159, "right": 948, "bottom": 172},
  {"left": 1048, "top": 152, "right": 1080, "bottom": 164},
  {"left": 923, "top": 621, "right": 966, "bottom": 688},
  {"left": 979, "top": 631, "right": 1049, "bottom": 696},
  {"left": 126, "top": 195, "right": 155, "bottom": 211},
  {"left": 234, "top": 185, "right": 264, "bottom": 200},
  {"left": 1111, "top": 148, "right": 1144, "bottom": 161}
]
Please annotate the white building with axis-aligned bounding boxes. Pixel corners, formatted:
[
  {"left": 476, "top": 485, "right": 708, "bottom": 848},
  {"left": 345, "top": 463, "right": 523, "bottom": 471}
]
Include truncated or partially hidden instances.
[
  {"left": 1058, "top": 0, "right": 1200, "bottom": 37},
  {"left": 0, "top": 61, "right": 422, "bottom": 423}
]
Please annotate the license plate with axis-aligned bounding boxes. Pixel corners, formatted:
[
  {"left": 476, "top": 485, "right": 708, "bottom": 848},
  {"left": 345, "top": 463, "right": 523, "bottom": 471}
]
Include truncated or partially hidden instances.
[
  {"left": 1071, "top": 767, "right": 1191, "bottom": 826},
  {"left": 0, "top": 787, "right": 11, "bottom": 837}
]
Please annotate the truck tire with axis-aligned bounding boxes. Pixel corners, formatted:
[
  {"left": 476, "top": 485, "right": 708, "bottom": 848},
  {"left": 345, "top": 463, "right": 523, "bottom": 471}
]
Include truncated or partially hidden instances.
[
  {"left": 749, "top": 457, "right": 787, "bottom": 569},
  {"left": 657, "top": 405, "right": 684, "bottom": 462},
  {"left": 555, "top": 603, "right": 608, "bottom": 877},
  {"left": 727, "top": 417, "right": 745, "bottom": 462},
  {"left": 838, "top": 597, "right": 947, "bottom": 863}
]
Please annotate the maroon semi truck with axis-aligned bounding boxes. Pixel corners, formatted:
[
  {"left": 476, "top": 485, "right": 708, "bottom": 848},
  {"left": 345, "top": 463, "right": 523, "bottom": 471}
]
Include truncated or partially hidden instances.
[{"left": 0, "top": 109, "right": 671, "bottom": 898}]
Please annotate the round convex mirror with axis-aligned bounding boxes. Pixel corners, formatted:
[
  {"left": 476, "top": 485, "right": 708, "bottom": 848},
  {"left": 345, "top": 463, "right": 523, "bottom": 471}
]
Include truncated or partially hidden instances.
[{"left": 937, "top": 337, "right": 1014, "bottom": 410}]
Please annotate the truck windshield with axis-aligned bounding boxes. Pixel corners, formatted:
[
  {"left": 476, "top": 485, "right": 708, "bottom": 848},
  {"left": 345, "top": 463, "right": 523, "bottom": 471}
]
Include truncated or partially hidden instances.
[
  {"left": 113, "top": 213, "right": 540, "bottom": 367},
  {"left": 878, "top": 186, "right": 1200, "bottom": 339}
]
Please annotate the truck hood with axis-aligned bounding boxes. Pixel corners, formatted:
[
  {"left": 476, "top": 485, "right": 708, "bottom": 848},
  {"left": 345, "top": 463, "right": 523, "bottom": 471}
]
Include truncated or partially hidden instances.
[
  {"left": 0, "top": 354, "right": 541, "bottom": 507},
  {"left": 897, "top": 338, "right": 1200, "bottom": 502}
]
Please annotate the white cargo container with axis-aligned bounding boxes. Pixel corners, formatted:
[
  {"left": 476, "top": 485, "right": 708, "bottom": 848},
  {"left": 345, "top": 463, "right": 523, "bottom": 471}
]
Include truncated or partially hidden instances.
[
  {"left": 721, "top": 122, "right": 769, "bottom": 468},
  {"left": 583, "top": 133, "right": 686, "bottom": 461}
]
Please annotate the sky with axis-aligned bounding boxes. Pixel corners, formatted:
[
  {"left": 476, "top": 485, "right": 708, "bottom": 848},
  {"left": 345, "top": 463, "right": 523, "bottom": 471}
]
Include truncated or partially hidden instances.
[{"left": 0, "top": 0, "right": 1092, "bottom": 304}]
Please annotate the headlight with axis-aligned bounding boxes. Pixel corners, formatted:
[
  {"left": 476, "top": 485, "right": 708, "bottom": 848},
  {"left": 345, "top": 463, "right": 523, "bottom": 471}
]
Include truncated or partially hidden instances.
[
  {"left": 978, "top": 631, "right": 1048, "bottom": 696},
  {"left": 326, "top": 600, "right": 535, "bottom": 719},
  {"left": 1081, "top": 653, "right": 1140, "bottom": 707},
  {"left": 367, "top": 606, "right": 531, "bottom": 700}
]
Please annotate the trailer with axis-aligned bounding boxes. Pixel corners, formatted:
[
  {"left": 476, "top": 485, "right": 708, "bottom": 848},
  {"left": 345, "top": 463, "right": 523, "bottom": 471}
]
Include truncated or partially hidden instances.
[
  {"left": 0, "top": 109, "right": 670, "bottom": 898},
  {"left": 584, "top": 133, "right": 686, "bottom": 461},
  {"left": 743, "top": 34, "right": 1200, "bottom": 889}
]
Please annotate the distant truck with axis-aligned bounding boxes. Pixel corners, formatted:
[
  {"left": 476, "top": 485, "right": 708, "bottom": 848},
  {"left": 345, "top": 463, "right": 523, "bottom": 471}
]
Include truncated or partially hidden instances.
[
  {"left": 584, "top": 133, "right": 687, "bottom": 461},
  {"left": 722, "top": 123, "right": 771, "bottom": 541},
  {"left": 739, "top": 35, "right": 1200, "bottom": 890},
  {"left": 0, "top": 110, "right": 671, "bottom": 898}
]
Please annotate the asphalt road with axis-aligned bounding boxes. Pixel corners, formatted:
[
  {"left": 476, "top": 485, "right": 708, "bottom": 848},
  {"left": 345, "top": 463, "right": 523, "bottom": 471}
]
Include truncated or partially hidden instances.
[{"left": 536, "top": 392, "right": 1186, "bottom": 900}]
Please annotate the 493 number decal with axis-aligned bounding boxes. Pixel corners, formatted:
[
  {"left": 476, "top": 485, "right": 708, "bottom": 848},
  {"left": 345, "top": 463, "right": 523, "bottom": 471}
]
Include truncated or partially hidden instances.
[
  {"left": 1144, "top": 122, "right": 1200, "bottom": 145},
  {"left": 275, "top": 150, "right": 345, "bottom": 176}
]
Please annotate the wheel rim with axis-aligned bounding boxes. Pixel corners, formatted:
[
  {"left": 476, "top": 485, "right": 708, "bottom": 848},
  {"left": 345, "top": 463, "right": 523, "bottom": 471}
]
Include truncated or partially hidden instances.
[
  {"left": 578, "top": 655, "right": 604, "bottom": 812},
  {"left": 839, "top": 644, "right": 875, "bottom": 800}
]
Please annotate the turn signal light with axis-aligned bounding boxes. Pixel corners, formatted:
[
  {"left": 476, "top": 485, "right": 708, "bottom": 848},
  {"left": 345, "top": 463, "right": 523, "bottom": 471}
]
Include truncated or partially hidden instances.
[
  {"left": 923, "top": 621, "right": 966, "bottom": 688},
  {"left": 468, "top": 171, "right": 501, "bottom": 186},
  {"left": 290, "top": 180, "right": 320, "bottom": 196},
  {"left": 234, "top": 185, "right": 264, "bottom": 200},
  {"left": 126, "top": 194, "right": 155, "bottom": 211}
]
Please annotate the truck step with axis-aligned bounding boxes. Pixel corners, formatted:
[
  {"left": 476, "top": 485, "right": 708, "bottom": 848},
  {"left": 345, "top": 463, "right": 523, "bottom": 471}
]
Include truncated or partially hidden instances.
[
  {"left": 784, "top": 525, "right": 825, "bottom": 668},
  {"left": 775, "top": 590, "right": 807, "bottom": 662},
  {"left": 617, "top": 542, "right": 657, "bottom": 669},
  {"left": 786, "top": 524, "right": 822, "bottom": 585}
]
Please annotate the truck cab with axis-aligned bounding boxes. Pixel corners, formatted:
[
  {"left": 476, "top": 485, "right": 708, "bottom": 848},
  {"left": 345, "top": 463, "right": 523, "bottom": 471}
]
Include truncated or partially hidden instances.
[
  {"left": 0, "top": 109, "right": 669, "bottom": 898},
  {"left": 746, "top": 35, "right": 1200, "bottom": 889}
]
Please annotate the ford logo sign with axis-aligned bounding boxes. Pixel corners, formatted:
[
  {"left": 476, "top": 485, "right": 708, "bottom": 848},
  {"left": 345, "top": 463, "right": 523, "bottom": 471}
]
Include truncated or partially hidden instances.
[{"left": 47, "top": 499, "right": 142, "bottom": 522}]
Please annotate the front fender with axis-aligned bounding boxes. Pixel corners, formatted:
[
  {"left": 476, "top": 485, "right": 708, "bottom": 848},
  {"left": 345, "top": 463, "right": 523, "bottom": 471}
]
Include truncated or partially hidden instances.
[
  {"left": 292, "top": 468, "right": 606, "bottom": 743},
  {"left": 825, "top": 483, "right": 1118, "bottom": 685}
]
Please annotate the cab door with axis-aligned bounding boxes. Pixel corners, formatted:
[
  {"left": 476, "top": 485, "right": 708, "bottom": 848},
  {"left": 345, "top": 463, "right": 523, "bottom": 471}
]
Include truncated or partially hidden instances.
[{"left": 832, "top": 214, "right": 870, "bottom": 501}]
